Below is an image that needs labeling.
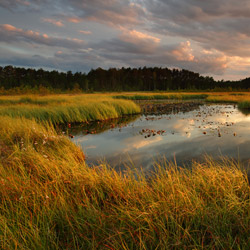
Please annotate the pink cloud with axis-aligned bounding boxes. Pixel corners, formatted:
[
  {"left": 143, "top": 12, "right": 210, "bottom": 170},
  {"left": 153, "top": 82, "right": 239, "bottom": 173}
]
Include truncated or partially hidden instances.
[
  {"left": 67, "top": 17, "right": 83, "bottom": 23},
  {"left": 0, "top": 24, "right": 85, "bottom": 49},
  {"left": 171, "top": 41, "right": 194, "bottom": 61},
  {"left": 120, "top": 28, "right": 160, "bottom": 44},
  {"left": 42, "top": 18, "right": 64, "bottom": 27},
  {"left": 79, "top": 30, "right": 92, "bottom": 35},
  {"left": 2, "top": 24, "right": 21, "bottom": 32}
]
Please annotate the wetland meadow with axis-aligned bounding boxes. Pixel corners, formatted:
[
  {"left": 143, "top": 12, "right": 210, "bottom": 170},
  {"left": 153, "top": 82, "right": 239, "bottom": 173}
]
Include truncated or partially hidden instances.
[{"left": 1, "top": 92, "right": 250, "bottom": 249}]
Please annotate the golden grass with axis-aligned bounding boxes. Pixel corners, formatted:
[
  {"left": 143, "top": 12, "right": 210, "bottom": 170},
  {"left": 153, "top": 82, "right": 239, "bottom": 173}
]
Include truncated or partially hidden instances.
[
  {"left": 1, "top": 92, "right": 250, "bottom": 249},
  {"left": 0, "top": 94, "right": 140, "bottom": 123},
  {"left": 112, "top": 91, "right": 250, "bottom": 108}
]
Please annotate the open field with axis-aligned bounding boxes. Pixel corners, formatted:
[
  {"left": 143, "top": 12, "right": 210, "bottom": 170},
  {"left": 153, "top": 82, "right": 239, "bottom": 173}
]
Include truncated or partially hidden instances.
[{"left": 1, "top": 92, "right": 250, "bottom": 249}]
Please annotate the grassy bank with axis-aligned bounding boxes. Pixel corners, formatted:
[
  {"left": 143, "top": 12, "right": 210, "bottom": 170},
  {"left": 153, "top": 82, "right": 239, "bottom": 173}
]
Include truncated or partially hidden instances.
[
  {"left": 2, "top": 93, "right": 250, "bottom": 123},
  {"left": 0, "top": 94, "right": 140, "bottom": 124},
  {"left": 0, "top": 117, "right": 250, "bottom": 249},
  {"left": 112, "top": 92, "right": 250, "bottom": 109}
]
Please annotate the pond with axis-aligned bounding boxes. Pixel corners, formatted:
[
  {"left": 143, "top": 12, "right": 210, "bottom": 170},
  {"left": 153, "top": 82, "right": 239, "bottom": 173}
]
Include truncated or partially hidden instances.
[{"left": 70, "top": 103, "right": 250, "bottom": 171}]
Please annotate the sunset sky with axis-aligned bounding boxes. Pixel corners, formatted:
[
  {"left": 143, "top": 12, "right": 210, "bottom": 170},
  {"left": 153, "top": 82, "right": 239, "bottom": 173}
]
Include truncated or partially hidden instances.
[{"left": 1, "top": 0, "right": 250, "bottom": 80}]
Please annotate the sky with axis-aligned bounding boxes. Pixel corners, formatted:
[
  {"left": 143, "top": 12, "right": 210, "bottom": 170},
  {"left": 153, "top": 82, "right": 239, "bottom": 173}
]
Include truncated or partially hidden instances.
[{"left": 0, "top": 0, "right": 250, "bottom": 80}]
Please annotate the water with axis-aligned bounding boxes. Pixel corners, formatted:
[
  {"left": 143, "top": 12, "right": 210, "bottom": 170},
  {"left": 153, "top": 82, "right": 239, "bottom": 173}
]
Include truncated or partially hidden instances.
[{"left": 71, "top": 104, "right": 250, "bottom": 170}]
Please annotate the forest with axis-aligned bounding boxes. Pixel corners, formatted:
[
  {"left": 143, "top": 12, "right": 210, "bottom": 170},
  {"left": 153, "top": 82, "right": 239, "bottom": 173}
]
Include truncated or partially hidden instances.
[{"left": 1, "top": 65, "right": 250, "bottom": 92}]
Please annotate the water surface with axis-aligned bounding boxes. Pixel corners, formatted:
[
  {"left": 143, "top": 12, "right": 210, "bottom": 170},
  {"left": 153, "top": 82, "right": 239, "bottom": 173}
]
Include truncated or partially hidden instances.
[{"left": 71, "top": 104, "right": 250, "bottom": 170}]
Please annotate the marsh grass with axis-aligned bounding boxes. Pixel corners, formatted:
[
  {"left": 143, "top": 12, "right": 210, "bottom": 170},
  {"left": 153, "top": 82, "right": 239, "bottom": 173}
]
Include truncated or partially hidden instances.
[
  {"left": 1, "top": 116, "right": 250, "bottom": 249},
  {"left": 1, "top": 93, "right": 250, "bottom": 249},
  {"left": 205, "top": 92, "right": 250, "bottom": 104},
  {"left": 0, "top": 96, "right": 67, "bottom": 105},
  {"left": 0, "top": 95, "right": 140, "bottom": 124}
]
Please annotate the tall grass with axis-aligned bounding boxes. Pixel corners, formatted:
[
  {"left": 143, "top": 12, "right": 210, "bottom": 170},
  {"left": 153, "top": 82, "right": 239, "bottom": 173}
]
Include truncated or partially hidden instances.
[
  {"left": 0, "top": 95, "right": 140, "bottom": 124},
  {"left": 1, "top": 93, "right": 250, "bottom": 249},
  {"left": 0, "top": 96, "right": 66, "bottom": 105},
  {"left": 206, "top": 93, "right": 250, "bottom": 104},
  {"left": 0, "top": 116, "right": 250, "bottom": 249}
]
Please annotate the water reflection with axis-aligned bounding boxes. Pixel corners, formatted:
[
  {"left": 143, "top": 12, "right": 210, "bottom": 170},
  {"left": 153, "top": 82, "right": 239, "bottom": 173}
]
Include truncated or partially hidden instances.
[{"left": 71, "top": 104, "right": 250, "bottom": 170}]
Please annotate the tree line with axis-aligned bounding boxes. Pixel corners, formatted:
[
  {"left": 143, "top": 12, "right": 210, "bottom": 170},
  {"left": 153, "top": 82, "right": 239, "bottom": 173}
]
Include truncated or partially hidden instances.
[{"left": 1, "top": 65, "right": 250, "bottom": 92}]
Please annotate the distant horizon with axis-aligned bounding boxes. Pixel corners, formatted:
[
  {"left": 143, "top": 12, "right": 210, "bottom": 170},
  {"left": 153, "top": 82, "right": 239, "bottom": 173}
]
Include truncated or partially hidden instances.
[{"left": 1, "top": 1, "right": 250, "bottom": 81}]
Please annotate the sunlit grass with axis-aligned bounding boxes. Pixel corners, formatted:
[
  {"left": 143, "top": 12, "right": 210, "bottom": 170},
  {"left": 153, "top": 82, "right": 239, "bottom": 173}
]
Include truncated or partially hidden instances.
[
  {"left": 113, "top": 92, "right": 250, "bottom": 110},
  {"left": 0, "top": 117, "right": 249, "bottom": 249},
  {"left": 0, "top": 94, "right": 140, "bottom": 123},
  {"left": 1, "top": 93, "right": 250, "bottom": 249}
]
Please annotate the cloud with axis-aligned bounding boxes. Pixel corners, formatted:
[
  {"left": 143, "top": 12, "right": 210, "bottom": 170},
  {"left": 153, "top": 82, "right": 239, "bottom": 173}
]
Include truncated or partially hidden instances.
[
  {"left": 0, "top": 0, "right": 48, "bottom": 11},
  {"left": 0, "top": 24, "right": 85, "bottom": 49},
  {"left": 90, "top": 28, "right": 161, "bottom": 56},
  {"left": 1, "top": 0, "right": 250, "bottom": 79},
  {"left": 79, "top": 30, "right": 92, "bottom": 35},
  {"left": 60, "top": 0, "right": 146, "bottom": 28},
  {"left": 171, "top": 41, "right": 194, "bottom": 61},
  {"left": 42, "top": 18, "right": 64, "bottom": 27},
  {"left": 91, "top": 34, "right": 228, "bottom": 75},
  {"left": 0, "top": 46, "right": 99, "bottom": 72},
  {"left": 0, "top": 0, "right": 29, "bottom": 9},
  {"left": 119, "top": 28, "right": 160, "bottom": 44},
  {"left": 144, "top": 0, "right": 250, "bottom": 58},
  {"left": 67, "top": 17, "right": 83, "bottom": 23}
]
